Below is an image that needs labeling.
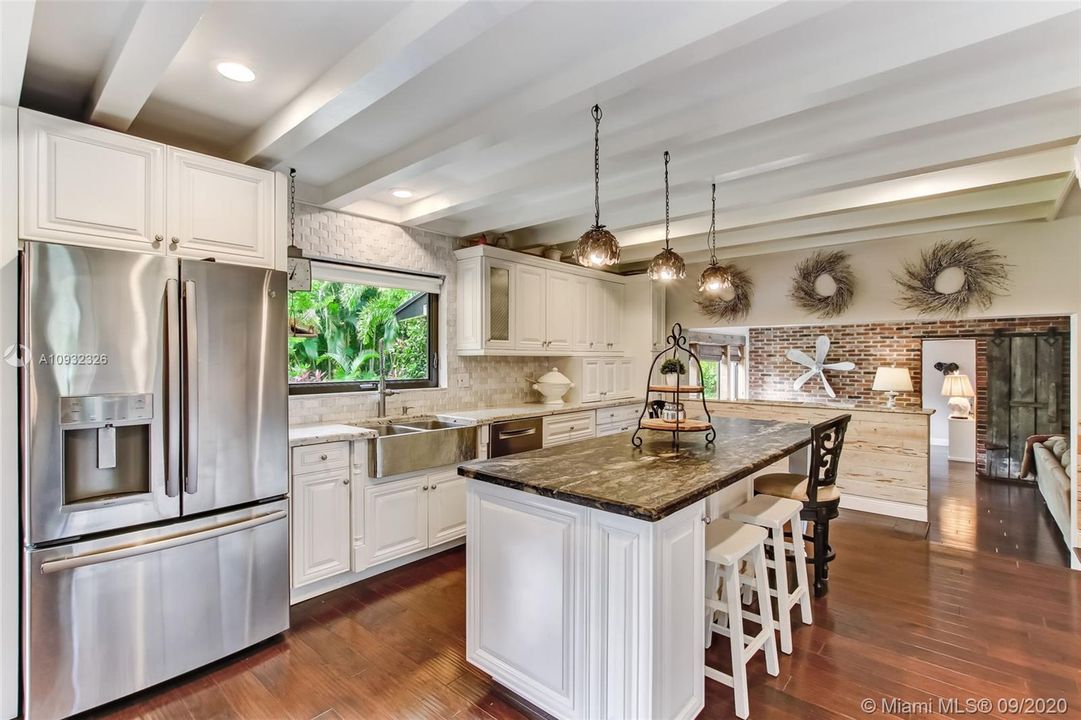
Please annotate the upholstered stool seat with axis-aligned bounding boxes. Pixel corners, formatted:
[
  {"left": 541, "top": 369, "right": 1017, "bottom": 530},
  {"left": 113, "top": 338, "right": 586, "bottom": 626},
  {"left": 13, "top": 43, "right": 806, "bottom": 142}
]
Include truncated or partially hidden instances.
[
  {"left": 754, "top": 473, "right": 841, "bottom": 503},
  {"left": 753, "top": 414, "right": 852, "bottom": 597}
]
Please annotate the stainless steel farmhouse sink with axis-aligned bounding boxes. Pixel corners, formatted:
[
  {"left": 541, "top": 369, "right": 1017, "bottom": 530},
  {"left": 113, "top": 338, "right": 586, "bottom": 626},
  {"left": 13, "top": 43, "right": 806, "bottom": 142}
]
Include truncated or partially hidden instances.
[{"left": 354, "top": 417, "right": 477, "bottom": 478}]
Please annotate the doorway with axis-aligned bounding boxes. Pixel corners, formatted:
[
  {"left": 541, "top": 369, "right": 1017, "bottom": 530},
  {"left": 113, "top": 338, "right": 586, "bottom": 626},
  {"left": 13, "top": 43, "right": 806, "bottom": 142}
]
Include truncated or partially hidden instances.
[{"left": 922, "top": 339, "right": 976, "bottom": 461}]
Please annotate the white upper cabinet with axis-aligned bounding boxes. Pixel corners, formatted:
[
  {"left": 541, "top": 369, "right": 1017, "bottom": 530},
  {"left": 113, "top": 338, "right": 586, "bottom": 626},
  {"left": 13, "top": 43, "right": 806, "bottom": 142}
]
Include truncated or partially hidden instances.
[
  {"left": 166, "top": 148, "right": 274, "bottom": 267},
  {"left": 515, "top": 264, "right": 547, "bottom": 351},
  {"left": 545, "top": 271, "right": 574, "bottom": 352},
  {"left": 570, "top": 276, "right": 591, "bottom": 352},
  {"left": 455, "top": 246, "right": 627, "bottom": 357},
  {"left": 19, "top": 109, "right": 281, "bottom": 269},
  {"left": 20, "top": 109, "right": 165, "bottom": 253},
  {"left": 602, "top": 281, "right": 624, "bottom": 352}
]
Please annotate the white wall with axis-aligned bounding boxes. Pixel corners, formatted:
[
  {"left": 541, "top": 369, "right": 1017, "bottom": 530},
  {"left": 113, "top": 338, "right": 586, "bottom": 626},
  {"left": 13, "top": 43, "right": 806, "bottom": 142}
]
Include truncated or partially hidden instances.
[
  {"left": 921, "top": 339, "right": 976, "bottom": 446},
  {"left": 667, "top": 190, "right": 1081, "bottom": 330}
]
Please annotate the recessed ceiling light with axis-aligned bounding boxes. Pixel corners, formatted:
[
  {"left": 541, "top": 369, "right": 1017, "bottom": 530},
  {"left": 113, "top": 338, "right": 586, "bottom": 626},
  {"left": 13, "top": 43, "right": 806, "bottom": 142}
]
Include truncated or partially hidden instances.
[
  {"left": 216, "top": 62, "right": 255, "bottom": 83},
  {"left": 391, "top": 189, "right": 414, "bottom": 199}
]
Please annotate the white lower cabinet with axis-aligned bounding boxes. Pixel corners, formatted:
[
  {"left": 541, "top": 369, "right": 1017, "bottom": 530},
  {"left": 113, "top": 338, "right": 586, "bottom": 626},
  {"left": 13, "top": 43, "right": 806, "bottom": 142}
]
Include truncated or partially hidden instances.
[
  {"left": 291, "top": 466, "right": 352, "bottom": 588},
  {"left": 428, "top": 471, "right": 468, "bottom": 546},
  {"left": 364, "top": 474, "right": 429, "bottom": 567},
  {"left": 291, "top": 440, "right": 472, "bottom": 599},
  {"left": 543, "top": 411, "right": 596, "bottom": 447}
]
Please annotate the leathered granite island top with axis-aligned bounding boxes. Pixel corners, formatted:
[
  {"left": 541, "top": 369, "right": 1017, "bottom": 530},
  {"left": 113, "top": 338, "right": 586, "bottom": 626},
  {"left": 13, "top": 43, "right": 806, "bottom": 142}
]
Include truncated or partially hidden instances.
[{"left": 457, "top": 415, "right": 813, "bottom": 522}]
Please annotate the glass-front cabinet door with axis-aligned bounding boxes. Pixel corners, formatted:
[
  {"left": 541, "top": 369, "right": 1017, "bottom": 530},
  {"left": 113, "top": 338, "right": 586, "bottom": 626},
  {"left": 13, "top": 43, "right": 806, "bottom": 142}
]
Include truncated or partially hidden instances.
[{"left": 484, "top": 258, "right": 515, "bottom": 350}]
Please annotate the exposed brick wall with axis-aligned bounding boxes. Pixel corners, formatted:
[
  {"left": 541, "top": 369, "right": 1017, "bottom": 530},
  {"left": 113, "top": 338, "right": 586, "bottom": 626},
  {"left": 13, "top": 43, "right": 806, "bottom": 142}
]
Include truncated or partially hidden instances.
[{"left": 748, "top": 317, "right": 1071, "bottom": 477}]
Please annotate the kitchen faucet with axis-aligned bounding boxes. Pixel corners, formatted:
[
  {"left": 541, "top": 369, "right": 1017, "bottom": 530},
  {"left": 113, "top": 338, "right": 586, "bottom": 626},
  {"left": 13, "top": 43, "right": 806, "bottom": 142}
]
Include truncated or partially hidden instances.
[{"left": 376, "top": 339, "right": 398, "bottom": 418}]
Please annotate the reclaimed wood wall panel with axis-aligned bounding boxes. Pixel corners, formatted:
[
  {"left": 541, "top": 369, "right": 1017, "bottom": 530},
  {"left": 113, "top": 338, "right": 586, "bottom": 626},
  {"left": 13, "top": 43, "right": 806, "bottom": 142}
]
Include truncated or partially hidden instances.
[{"left": 704, "top": 401, "right": 930, "bottom": 512}]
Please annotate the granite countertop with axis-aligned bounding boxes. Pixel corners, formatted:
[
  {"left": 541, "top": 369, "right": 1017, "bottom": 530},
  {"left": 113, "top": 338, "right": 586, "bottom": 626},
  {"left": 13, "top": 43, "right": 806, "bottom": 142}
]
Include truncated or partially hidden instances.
[
  {"left": 458, "top": 416, "right": 812, "bottom": 522},
  {"left": 288, "top": 423, "right": 377, "bottom": 447},
  {"left": 436, "top": 397, "right": 643, "bottom": 424},
  {"left": 288, "top": 397, "right": 646, "bottom": 447},
  {"left": 706, "top": 398, "right": 935, "bottom": 416}
]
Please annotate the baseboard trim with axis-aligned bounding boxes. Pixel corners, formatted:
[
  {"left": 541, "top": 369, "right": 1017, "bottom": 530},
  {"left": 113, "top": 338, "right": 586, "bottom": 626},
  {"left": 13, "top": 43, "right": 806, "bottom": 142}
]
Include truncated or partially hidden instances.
[
  {"left": 840, "top": 495, "right": 927, "bottom": 522},
  {"left": 290, "top": 539, "right": 465, "bottom": 605}
]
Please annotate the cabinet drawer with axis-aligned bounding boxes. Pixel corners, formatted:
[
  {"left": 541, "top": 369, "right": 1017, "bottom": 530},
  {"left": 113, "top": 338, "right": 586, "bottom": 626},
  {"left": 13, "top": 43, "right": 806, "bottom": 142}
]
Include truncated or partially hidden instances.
[
  {"left": 292, "top": 442, "right": 349, "bottom": 475},
  {"left": 542, "top": 411, "right": 596, "bottom": 447},
  {"left": 596, "top": 404, "right": 639, "bottom": 425},
  {"left": 596, "top": 421, "right": 635, "bottom": 438}
]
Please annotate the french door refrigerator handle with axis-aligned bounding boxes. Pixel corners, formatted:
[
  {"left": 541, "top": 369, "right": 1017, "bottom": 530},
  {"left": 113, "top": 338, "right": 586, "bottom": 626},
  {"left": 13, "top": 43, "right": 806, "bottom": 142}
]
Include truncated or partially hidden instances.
[
  {"left": 183, "top": 279, "right": 198, "bottom": 495},
  {"left": 38, "top": 510, "right": 287, "bottom": 575},
  {"left": 164, "top": 279, "right": 180, "bottom": 498}
]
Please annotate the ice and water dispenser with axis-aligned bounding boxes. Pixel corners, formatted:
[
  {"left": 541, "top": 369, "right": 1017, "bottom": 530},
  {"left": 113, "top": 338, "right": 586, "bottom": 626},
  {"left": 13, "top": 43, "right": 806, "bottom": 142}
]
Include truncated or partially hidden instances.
[{"left": 58, "top": 393, "right": 154, "bottom": 505}]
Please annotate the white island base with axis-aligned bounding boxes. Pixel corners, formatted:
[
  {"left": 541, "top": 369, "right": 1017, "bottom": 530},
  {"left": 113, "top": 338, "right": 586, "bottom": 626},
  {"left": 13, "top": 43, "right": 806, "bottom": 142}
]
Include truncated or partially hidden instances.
[{"left": 467, "top": 479, "right": 720, "bottom": 720}]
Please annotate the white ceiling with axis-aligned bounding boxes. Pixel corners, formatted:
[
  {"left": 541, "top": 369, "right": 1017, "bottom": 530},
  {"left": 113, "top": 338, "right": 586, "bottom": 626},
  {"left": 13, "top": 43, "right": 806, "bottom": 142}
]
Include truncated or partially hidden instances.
[{"left": 14, "top": 0, "right": 1081, "bottom": 263}]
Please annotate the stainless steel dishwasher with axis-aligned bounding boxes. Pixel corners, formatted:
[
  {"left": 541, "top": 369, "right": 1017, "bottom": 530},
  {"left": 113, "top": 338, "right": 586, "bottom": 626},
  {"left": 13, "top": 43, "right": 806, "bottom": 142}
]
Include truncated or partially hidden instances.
[{"left": 490, "top": 417, "right": 543, "bottom": 457}]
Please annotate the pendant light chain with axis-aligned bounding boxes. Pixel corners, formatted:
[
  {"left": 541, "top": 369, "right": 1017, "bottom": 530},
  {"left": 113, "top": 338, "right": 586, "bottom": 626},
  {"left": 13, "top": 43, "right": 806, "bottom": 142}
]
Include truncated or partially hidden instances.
[
  {"left": 663, "top": 150, "right": 670, "bottom": 249},
  {"left": 592, "top": 104, "right": 602, "bottom": 228},
  {"left": 289, "top": 168, "right": 297, "bottom": 246},
  {"left": 708, "top": 182, "right": 718, "bottom": 265}
]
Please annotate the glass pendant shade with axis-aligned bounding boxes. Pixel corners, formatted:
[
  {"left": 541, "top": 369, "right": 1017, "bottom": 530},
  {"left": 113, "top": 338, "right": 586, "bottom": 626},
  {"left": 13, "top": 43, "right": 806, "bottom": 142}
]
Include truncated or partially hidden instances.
[
  {"left": 575, "top": 225, "right": 620, "bottom": 267},
  {"left": 647, "top": 247, "right": 686, "bottom": 281},
  {"left": 698, "top": 262, "right": 729, "bottom": 293}
]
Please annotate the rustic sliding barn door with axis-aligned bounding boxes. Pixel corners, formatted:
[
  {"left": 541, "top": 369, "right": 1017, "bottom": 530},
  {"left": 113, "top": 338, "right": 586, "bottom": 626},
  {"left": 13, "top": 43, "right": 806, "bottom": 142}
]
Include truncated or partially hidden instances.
[{"left": 985, "top": 332, "right": 1064, "bottom": 479}]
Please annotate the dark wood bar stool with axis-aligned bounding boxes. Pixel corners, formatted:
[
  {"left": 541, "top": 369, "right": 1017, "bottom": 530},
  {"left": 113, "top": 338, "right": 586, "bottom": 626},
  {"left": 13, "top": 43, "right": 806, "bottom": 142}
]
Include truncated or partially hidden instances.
[{"left": 752, "top": 414, "right": 851, "bottom": 598}]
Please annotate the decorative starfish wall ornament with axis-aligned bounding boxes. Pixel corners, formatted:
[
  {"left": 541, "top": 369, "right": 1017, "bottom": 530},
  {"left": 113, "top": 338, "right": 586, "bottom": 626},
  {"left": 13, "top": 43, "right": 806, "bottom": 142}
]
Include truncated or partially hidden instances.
[{"left": 785, "top": 335, "right": 855, "bottom": 398}]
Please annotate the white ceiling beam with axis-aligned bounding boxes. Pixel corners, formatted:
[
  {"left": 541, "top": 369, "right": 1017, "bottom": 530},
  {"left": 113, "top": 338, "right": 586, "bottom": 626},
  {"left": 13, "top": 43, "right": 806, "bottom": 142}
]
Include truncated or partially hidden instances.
[
  {"left": 506, "top": 100, "right": 1080, "bottom": 246},
  {"left": 362, "top": 2, "right": 1079, "bottom": 228},
  {"left": 614, "top": 178, "right": 1067, "bottom": 263},
  {"left": 319, "top": 0, "right": 840, "bottom": 208},
  {"left": 1047, "top": 174, "right": 1076, "bottom": 220},
  {"left": 87, "top": 0, "right": 206, "bottom": 131},
  {"left": 613, "top": 146, "right": 1075, "bottom": 248},
  {"left": 0, "top": 0, "right": 35, "bottom": 108},
  {"left": 407, "top": 60, "right": 1079, "bottom": 231},
  {"left": 635, "top": 204, "right": 1054, "bottom": 267},
  {"left": 230, "top": 1, "right": 528, "bottom": 167}
]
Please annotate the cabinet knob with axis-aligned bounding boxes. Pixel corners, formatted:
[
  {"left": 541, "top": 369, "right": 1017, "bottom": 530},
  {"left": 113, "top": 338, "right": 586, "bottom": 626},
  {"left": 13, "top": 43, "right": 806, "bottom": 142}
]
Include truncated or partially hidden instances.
[
  {"left": 320, "top": 454, "right": 328, "bottom": 461},
  {"left": 430, "top": 484, "right": 437, "bottom": 490},
  {"left": 153, "top": 234, "right": 163, "bottom": 246},
  {"left": 170, "top": 237, "right": 180, "bottom": 248},
  {"left": 701, "top": 514, "right": 712, "bottom": 524},
  {"left": 422, "top": 485, "right": 429, "bottom": 491},
  {"left": 343, "top": 478, "right": 350, "bottom": 485}
]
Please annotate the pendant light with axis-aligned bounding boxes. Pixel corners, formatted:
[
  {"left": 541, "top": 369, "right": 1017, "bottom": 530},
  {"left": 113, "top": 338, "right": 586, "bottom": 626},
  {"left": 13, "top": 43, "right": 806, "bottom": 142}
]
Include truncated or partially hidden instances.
[
  {"left": 647, "top": 150, "right": 686, "bottom": 281},
  {"left": 573, "top": 104, "right": 620, "bottom": 267},
  {"left": 698, "top": 183, "right": 729, "bottom": 294}
]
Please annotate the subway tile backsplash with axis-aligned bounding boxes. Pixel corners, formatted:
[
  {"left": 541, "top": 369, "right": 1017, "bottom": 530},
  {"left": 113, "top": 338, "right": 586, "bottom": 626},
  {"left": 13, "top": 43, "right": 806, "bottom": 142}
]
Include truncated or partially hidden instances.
[{"left": 287, "top": 204, "right": 552, "bottom": 425}]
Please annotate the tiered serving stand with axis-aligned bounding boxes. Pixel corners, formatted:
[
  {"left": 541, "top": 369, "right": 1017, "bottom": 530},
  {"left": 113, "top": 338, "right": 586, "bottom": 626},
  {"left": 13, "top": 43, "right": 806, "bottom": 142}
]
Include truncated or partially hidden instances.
[{"left": 632, "top": 322, "right": 716, "bottom": 448}]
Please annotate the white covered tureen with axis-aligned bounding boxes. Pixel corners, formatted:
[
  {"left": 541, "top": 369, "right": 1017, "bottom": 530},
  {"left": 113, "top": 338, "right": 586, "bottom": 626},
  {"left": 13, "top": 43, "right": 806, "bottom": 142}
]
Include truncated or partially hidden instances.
[{"left": 532, "top": 367, "right": 574, "bottom": 405}]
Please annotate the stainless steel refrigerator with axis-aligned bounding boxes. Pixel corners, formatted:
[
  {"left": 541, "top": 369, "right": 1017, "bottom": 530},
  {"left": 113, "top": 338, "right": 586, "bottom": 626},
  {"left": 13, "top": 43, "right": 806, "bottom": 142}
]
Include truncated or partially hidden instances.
[{"left": 20, "top": 241, "right": 290, "bottom": 720}]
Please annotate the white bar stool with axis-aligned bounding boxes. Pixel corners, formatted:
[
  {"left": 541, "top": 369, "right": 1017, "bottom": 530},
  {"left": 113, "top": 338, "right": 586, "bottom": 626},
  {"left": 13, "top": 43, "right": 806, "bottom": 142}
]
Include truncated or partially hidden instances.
[
  {"left": 704, "top": 518, "right": 779, "bottom": 719},
  {"left": 729, "top": 494, "right": 813, "bottom": 655}
]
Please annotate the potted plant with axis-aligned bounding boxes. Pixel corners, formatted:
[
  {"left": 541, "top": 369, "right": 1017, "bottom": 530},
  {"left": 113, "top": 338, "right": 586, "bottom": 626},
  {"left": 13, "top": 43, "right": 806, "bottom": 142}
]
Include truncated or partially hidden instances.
[{"left": 659, "top": 357, "right": 687, "bottom": 386}]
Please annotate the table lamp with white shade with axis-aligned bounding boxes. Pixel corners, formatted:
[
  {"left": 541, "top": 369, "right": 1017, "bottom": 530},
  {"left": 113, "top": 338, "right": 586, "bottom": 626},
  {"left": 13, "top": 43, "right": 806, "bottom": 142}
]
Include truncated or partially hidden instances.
[
  {"left": 941, "top": 373, "right": 975, "bottom": 418},
  {"left": 872, "top": 366, "right": 913, "bottom": 409}
]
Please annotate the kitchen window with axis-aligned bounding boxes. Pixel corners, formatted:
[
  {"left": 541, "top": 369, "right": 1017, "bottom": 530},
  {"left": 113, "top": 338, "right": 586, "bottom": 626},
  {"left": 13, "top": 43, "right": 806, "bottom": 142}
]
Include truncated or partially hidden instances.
[
  {"left": 288, "top": 261, "right": 441, "bottom": 394},
  {"left": 693, "top": 342, "right": 746, "bottom": 401}
]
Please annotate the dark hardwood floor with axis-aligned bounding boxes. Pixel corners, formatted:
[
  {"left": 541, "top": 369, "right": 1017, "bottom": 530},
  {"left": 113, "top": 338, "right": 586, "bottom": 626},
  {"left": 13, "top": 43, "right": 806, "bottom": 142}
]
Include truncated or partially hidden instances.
[
  {"left": 928, "top": 446, "right": 1071, "bottom": 567},
  {"left": 86, "top": 496, "right": 1081, "bottom": 720}
]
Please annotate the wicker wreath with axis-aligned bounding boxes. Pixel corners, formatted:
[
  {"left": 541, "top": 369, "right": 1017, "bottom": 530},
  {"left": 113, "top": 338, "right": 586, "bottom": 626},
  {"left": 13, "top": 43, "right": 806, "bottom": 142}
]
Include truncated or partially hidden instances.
[
  {"left": 894, "top": 239, "right": 1010, "bottom": 317},
  {"left": 789, "top": 250, "right": 854, "bottom": 318},
  {"left": 695, "top": 263, "right": 753, "bottom": 322}
]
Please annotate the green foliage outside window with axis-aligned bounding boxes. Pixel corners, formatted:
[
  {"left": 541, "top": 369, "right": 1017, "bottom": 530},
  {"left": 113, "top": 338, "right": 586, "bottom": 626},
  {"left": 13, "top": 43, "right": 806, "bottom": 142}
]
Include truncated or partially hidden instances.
[
  {"left": 700, "top": 360, "right": 719, "bottom": 400},
  {"left": 288, "top": 279, "right": 429, "bottom": 384}
]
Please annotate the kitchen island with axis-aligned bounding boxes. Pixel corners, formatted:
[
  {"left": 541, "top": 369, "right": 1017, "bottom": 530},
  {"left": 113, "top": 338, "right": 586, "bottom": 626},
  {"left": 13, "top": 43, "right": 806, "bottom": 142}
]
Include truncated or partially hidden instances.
[{"left": 457, "top": 416, "right": 813, "bottom": 720}]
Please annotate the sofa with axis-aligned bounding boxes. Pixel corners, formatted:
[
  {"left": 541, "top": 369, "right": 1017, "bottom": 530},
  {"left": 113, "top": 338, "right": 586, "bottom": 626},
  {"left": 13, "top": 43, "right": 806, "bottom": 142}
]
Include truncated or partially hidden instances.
[{"left": 1030, "top": 435, "right": 1072, "bottom": 542}]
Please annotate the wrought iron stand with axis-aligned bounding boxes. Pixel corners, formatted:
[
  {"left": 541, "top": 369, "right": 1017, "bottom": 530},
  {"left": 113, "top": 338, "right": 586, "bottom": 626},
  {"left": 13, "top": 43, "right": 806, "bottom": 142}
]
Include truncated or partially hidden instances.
[{"left": 632, "top": 322, "right": 716, "bottom": 448}]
